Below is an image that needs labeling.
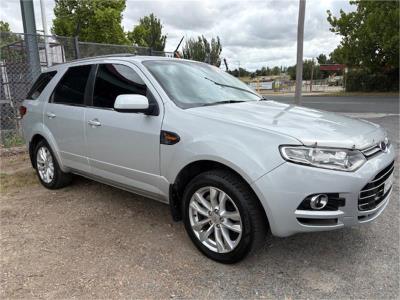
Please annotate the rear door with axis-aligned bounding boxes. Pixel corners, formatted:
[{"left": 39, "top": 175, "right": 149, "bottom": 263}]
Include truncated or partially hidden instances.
[
  {"left": 21, "top": 71, "right": 57, "bottom": 142},
  {"left": 44, "top": 64, "right": 93, "bottom": 172},
  {"left": 85, "top": 62, "right": 164, "bottom": 198}
]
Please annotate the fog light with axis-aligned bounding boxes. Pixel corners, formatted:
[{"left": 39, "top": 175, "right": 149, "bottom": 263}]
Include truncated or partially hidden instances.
[
  {"left": 310, "top": 194, "right": 328, "bottom": 210},
  {"left": 298, "top": 193, "right": 345, "bottom": 211}
]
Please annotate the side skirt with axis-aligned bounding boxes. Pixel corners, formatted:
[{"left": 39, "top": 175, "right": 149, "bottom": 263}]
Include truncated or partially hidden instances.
[{"left": 70, "top": 168, "right": 170, "bottom": 205}]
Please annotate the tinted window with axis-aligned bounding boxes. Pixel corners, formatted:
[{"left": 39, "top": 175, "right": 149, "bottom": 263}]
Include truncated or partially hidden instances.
[
  {"left": 92, "top": 64, "right": 146, "bottom": 109},
  {"left": 27, "top": 71, "right": 57, "bottom": 100},
  {"left": 52, "top": 65, "right": 91, "bottom": 105}
]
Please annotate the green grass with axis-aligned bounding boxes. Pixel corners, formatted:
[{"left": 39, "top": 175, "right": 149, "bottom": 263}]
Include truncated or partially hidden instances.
[{"left": 2, "top": 134, "right": 25, "bottom": 148}]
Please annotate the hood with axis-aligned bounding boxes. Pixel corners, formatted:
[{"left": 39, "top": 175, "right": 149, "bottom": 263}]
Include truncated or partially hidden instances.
[{"left": 187, "top": 100, "right": 386, "bottom": 149}]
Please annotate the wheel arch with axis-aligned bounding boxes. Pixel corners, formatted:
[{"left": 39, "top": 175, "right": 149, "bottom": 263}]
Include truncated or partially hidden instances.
[
  {"left": 169, "top": 159, "right": 269, "bottom": 229},
  {"left": 28, "top": 129, "right": 66, "bottom": 172},
  {"left": 29, "top": 134, "right": 46, "bottom": 168}
]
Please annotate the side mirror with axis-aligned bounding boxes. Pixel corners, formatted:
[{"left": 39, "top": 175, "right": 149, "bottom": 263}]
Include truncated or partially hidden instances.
[{"left": 114, "top": 94, "right": 150, "bottom": 114}]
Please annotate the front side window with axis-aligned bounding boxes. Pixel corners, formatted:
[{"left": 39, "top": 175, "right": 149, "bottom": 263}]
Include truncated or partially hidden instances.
[
  {"left": 143, "top": 60, "right": 261, "bottom": 108},
  {"left": 92, "top": 64, "right": 146, "bottom": 109},
  {"left": 27, "top": 71, "right": 57, "bottom": 100},
  {"left": 52, "top": 65, "right": 91, "bottom": 105}
]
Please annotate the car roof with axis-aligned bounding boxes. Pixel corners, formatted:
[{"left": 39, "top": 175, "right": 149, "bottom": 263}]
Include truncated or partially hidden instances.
[{"left": 44, "top": 55, "right": 197, "bottom": 72}]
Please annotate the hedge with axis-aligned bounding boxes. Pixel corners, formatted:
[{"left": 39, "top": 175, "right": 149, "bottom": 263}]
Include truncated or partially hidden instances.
[{"left": 345, "top": 69, "right": 399, "bottom": 92}]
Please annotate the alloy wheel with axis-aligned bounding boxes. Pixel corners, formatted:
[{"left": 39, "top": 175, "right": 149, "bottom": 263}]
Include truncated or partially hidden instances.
[
  {"left": 36, "top": 146, "right": 54, "bottom": 184},
  {"left": 188, "top": 186, "right": 243, "bottom": 253}
]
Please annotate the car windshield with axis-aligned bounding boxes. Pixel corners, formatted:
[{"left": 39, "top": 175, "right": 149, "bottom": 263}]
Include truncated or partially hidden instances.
[{"left": 143, "top": 60, "right": 261, "bottom": 108}]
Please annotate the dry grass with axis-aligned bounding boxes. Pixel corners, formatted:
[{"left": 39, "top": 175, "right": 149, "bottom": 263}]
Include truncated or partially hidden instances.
[
  {"left": 0, "top": 169, "right": 38, "bottom": 193},
  {"left": 0, "top": 152, "right": 36, "bottom": 193}
]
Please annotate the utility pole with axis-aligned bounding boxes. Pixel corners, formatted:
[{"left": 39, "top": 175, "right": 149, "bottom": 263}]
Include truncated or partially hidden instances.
[
  {"left": 310, "top": 58, "right": 314, "bottom": 92},
  {"left": 40, "top": 0, "right": 51, "bottom": 66},
  {"left": 20, "top": 0, "right": 41, "bottom": 80},
  {"left": 294, "top": 0, "right": 306, "bottom": 105}
]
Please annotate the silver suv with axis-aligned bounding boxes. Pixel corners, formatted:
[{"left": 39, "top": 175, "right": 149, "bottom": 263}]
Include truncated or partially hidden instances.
[{"left": 21, "top": 55, "right": 395, "bottom": 263}]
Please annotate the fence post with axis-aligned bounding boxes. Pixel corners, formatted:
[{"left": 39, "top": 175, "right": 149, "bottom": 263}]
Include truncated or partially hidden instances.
[
  {"left": 20, "top": 0, "right": 41, "bottom": 80},
  {"left": 74, "top": 36, "right": 81, "bottom": 59}
]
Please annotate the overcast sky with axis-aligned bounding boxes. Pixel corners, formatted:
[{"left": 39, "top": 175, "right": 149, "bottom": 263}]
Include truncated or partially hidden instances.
[{"left": 0, "top": 0, "right": 354, "bottom": 70}]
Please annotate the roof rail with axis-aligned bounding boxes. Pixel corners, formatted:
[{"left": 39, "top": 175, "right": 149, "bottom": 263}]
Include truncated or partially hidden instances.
[{"left": 65, "top": 53, "right": 137, "bottom": 64}]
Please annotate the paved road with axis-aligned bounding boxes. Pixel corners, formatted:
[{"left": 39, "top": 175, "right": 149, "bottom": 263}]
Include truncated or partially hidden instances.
[{"left": 270, "top": 95, "right": 399, "bottom": 114}]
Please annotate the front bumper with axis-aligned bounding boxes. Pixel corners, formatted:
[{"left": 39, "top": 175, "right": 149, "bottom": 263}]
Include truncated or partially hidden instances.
[{"left": 251, "top": 144, "right": 396, "bottom": 237}]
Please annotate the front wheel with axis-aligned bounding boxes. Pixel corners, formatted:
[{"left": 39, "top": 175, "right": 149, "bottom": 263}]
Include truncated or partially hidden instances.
[{"left": 182, "top": 169, "right": 267, "bottom": 263}]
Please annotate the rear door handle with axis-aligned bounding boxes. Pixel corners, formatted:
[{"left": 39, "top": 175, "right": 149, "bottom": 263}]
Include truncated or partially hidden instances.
[
  {"left": 46, "top": 112, "right": 56, "bottom": 119},
  {"left": 88, "top": 119, "right": 101, "bottom": 127}
]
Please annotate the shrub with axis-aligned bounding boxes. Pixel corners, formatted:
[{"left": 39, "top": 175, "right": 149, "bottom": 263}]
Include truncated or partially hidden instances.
[{"left": 345, "top": 69, "right": 399, "bottom": 92}]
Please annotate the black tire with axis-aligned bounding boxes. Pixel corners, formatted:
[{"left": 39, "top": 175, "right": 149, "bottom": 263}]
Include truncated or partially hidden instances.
[
  {"left": 34, "top": 139, "right": 72, "bottom": 189},
  {"left": 182, "top": 169, "right": 267, "bottom": 264}
]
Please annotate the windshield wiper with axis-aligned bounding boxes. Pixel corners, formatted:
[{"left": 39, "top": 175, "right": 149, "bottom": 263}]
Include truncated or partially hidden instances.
[
  {"left": 204, "top": 77, "right": 262, "bottom": 98},
  {"left": 259, "top": 96, "right": 270, "bottom": 101},
  {"left": 193, "top": 100, "right": 246, "bottom": 107},
  {"left": 209, "top": 100, "right": 245, "bottom": 106}
]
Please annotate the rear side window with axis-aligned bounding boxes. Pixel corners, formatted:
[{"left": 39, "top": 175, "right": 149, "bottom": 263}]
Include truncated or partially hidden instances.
[
  {"left": 92, "top": 64, "right": 146, "bottom": 109},
  {"left": 27, "top": 71, "right": 57, "bottom": 100},
  {"left": 52, "top": 65, "right": 91, "bottom": 105}
]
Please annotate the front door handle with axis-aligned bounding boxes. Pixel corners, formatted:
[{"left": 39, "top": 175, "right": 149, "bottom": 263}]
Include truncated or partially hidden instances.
[
  {"left": 88, "top": 119, "right": 101, "bottom": 127},
  {"left": 46, "top": 112, "right": 56, "bottom": 119}
]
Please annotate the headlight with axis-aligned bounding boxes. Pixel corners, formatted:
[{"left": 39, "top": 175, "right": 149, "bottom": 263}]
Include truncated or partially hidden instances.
[{"left": 280, "top": 146, "right": 366, "bottom": 171}]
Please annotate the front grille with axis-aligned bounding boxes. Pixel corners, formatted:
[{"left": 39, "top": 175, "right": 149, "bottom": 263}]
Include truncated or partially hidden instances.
[
  {"left": 361, "top": 139, "right": 390, "bottom": 158},
  {"left": 358, "top": 161, "right": 394, "bottom": 211},
  {"left": 361, "top": 144, "right": 382, "bottom": 158}
]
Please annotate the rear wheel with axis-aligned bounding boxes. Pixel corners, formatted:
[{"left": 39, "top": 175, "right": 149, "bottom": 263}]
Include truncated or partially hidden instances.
[
  {"left": 34, "top": 140, "right": 71, "bottom": 189},
  {"left": 183, "top": 169, "right": 267, "bottom": 263}
]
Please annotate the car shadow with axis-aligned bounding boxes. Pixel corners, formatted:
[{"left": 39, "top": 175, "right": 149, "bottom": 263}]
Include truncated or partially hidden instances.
[{"left": 69, "top": 175, "right": 375, "bottom": 268}]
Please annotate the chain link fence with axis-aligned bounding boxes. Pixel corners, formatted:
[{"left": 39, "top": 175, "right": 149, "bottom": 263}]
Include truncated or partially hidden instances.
[{"left": 0, "top": 32, "right": 174, "bottom": 147}]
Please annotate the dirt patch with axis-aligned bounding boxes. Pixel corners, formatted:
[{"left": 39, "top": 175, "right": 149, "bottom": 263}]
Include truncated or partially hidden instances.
[
  {"left": 0, "top": 152, "right": 30, "bottom": 174},
  {"left": 0, "top": 169, "right": 38, "bottom": 193},
  {"left": 0, "top": 146, "right": 27, "bottom": 157},
  {"left": 0, "top": 152, "right": 34, "bottom": 193}
]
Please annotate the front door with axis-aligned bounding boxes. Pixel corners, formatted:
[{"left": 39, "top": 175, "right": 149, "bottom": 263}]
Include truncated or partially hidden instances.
[{"left": 85, "top": 63, "right": 163, "bottom": 197}]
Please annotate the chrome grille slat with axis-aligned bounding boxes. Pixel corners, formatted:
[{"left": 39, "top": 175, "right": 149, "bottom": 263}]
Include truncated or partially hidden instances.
[
  {"left": 361, "top": 138, "right": 390, "bottom": 159},
  {"left": 361, "top": 143, "right": 381, "bottom": 158},
  {"left": 358, "top": 161, "right": 394, "bottom": 211},
  {"left": 362, "top": 145, "right": 381, "bottom": 157},
  {"left": 360, "top": 172, "right": 393, "bottom": 195},
  {"left": 368, "top": 165, "right": 394, "bottom": 184},
  {"left": 362, "top": 144, "right": 378, "bottom": 152},
  {"left": 359, "top": 189, "right": 384, "bottom": 200}
]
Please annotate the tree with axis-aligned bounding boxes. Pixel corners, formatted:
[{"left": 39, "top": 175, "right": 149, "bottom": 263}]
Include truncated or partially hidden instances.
[
  {"left": 0, "top": 21, "right": 21, "bottom": 59},
  {"left": 127, "top": 13, "right": 167, "bottom": 51},
  {"left": 271, "top": 66, "right": 281, "bottom": 75},
  {"left": 229, "top": 67, "right": 251, "bottom": 78},
  {"left": 287, "top": 59, "right": 323, "bottom": 80},
  {"left": 316, "top": 53, "right": 328, "bottom": 65},
  {"left": 316, "top": 53, "right": 335, "bottom": 78},
  {"left": 182, "top": 36, "right": 222, "bottom": 66},
  {"left": 0, "top": 21, "right": 19, "bottom": 46},
  {"left": 52, "top": 0, "right": 128, "bottom": 44},
  {"left": 0, "top": 20, "right": 11, "bottom": 33},
  {"left": 327, "top": 1, "right": 399, "bottom": 72}
]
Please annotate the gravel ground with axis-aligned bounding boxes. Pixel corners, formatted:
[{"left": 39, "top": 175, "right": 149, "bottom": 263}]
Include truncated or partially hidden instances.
[{"left": 0, "top": 115, "right": 399, "bottom": 299}]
